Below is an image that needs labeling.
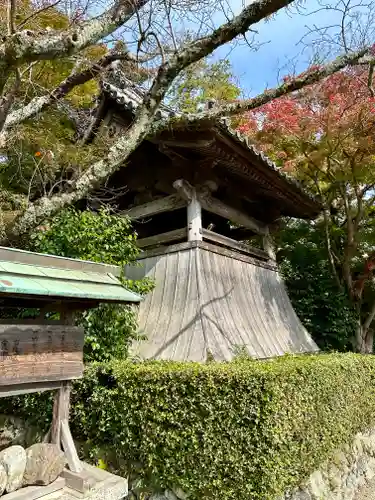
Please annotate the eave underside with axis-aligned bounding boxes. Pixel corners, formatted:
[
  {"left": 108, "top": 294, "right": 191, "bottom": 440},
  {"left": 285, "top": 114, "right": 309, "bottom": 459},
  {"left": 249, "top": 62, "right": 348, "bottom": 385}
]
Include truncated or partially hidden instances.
[{"left": 95, "top": 100, "right": 320, "bottom": 227}]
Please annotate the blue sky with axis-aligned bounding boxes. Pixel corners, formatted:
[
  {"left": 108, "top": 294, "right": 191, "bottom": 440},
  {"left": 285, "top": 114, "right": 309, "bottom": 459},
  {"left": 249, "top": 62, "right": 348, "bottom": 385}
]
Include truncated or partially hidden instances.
[
  {"left": 122, "top": 0, "right": 368, "bottom": 97},
  {"left": 211, "top": 1, "right": 342, "bottom": 96}
]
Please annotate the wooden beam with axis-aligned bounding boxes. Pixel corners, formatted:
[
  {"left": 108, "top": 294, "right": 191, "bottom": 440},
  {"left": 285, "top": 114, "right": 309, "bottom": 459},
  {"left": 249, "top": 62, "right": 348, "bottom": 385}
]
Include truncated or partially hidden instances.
[
  {"left": 173, "top": 179, "right": 266, "bottom": 235},
  {"left": 201, "top": 229, "right": 269, "bottom": 260},
  {"left": 173, "top": 179, "right": 193, "bottom": 202},
  {"left": 51, "top": 381, "right": 71, "bottom": 447},
  {"left": 199, "top": 193, "right": 267, "bottom": 235},
  {"left": 0, "top": 380, "right": 62, "bottom": 398},
  {"left": 124, "top": 195, "right": 186, "bottom": 220},
  {"left": 62, "top": 468, "right": 96, "bottom": 494},
  {"left": 3, "top": 478, "right": 65, "bottom": 500},
  {"left": 137, "top": 228, "right": 187, "bottom": 248},
  {"left": 160, "top": 138, "right": 215, "bottom": 148},
  {"left": 61, "top": 418, "right": 83, "bottom": 473},
  {"left": 173, "top": 180, "right": 203, "bottom": 242}
]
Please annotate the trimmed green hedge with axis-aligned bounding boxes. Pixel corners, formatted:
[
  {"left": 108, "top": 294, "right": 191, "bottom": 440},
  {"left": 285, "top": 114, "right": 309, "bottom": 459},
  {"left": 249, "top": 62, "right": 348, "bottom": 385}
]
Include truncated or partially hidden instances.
[{"left": 3, "top": 354, "right": 375, "bottom": 499}]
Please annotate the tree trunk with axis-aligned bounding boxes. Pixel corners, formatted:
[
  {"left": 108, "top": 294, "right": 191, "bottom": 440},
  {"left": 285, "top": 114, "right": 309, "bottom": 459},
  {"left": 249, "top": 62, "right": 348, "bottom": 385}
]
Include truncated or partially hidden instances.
[
  {"left": 355, "top": 321, "right": 375, "bottom": 353},
  {"left": 365, "top": 329, "right": 374, "bottom": 353}
]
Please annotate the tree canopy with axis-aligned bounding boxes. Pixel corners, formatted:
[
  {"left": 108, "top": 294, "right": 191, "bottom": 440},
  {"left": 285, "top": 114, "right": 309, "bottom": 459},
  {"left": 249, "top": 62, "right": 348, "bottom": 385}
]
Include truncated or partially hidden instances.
[
  {"left": 0, "top": 0, "right": 374, "bottom": 243},
  {"left": 168, "top": 58, "right": 241, "bottom": 112},
  {"left": 238, "top": 66, "right": 375, "bottom": 352}
]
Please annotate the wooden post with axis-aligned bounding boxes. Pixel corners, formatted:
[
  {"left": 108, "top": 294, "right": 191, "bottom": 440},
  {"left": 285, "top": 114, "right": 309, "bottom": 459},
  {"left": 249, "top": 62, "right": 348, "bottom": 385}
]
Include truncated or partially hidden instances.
[
  {"left": 187, "top": 190, "right": 202, "bottom": 242},
  {"left": 173, "top": 179, "right": 202, "bottom": 242},
  {"left": 51, "top": 381, "right": 83, "bottom": 474},
  {"left": 262, "top": 228, "right": 276, "bottom": 260}
]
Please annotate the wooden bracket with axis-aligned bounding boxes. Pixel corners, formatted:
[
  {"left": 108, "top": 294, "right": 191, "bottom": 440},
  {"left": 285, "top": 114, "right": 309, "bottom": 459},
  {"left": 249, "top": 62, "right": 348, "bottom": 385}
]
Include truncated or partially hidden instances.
[
  {"left": 173, "top": 178, "right": 267, "bottom": 236},
  {"left": 173, "top": 179, "right": 194, "bottom": 203}
]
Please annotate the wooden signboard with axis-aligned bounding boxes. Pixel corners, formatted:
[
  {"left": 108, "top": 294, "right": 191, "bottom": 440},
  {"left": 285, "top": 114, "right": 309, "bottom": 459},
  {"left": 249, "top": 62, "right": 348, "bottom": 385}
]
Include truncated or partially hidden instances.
[{"left": 0, "top": 324, "right": 84, "bottom": 387}]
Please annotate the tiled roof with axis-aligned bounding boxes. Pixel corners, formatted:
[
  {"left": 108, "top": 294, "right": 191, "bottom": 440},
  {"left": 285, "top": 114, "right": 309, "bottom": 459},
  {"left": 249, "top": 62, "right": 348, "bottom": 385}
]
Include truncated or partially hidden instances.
[{"left": 100, "top": 68, "right": 321, "bottom": 213}]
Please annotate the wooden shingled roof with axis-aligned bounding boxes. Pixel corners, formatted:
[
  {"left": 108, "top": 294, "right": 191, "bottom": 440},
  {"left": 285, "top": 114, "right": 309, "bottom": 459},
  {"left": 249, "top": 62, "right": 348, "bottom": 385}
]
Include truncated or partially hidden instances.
[{"left": 98, "top": 66, "right": 322, "bottom": 221}]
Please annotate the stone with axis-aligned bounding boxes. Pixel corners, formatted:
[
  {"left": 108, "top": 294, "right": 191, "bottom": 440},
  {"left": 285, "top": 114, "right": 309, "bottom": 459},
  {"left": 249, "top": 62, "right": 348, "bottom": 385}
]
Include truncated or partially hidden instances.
[
  {"left": 345, "top": 471, "right": 358, "bottom": 490},
  {"left": 353, "top": 437, "right": 364, "bottom": 456},
  {"left": 333, "top": 451, "right": 349, "bottom": 469},
  {"left": 308, "top": 470, "right": 329, "bottom": 499},
  {"left": 165, "top": 490, "right": 178, "bottom": 500},
  {"left": 364, "top": 458, "right": 375, "bottom": 480},
  {"left": 0, "top": 445, "right": 27, "bottom": 493},
  {"left": 0, "top": 463, "right": 7, "bottom": 495},
  {"left": 23, "top": 443, "right": 66, "bottom": 486},
  {"left": 328, "top": 472, "right": 342, "bottom": 490},
  {"left": 171, "top": 486, "right": 189, "bottom": 500},
  {"left": 293, "top": 489, "right": 312, "bottom": 500},
  {"left": 356, "top": 457, "right": 367, "bottom": 477}
]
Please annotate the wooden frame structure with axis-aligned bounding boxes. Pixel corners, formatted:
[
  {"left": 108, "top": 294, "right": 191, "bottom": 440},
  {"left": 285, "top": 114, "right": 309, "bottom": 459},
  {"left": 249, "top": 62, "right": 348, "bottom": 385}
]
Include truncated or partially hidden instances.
[
  {"left": 124, "top": 178, "right": 272, "bottom": 260},
  {"left": 0, "top": 247, "right": 141, "bottom": 497},
  {"left": 79, "top": 68, "right": 322, "bottom": 362}
]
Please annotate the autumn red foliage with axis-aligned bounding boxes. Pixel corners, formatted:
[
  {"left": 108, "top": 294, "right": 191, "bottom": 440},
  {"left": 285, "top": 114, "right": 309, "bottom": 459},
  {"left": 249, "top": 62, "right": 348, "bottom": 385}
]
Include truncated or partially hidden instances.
[
  {"left": 237, "top": 67, "right": 375, "bottom": 181},
  {"left": 236, "top": 66, "right": 375, "bottom": 352}
]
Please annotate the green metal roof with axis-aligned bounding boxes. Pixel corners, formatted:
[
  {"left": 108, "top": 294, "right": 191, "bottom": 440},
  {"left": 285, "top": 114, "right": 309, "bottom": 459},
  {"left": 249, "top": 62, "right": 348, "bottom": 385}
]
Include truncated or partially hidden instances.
[{"left": 0, "top": 247, "right": 141, "bottom": 304}]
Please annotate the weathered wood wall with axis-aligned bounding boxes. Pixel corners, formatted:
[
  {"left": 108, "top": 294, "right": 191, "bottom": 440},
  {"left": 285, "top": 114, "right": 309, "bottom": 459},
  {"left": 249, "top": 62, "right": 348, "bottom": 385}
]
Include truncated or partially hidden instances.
[{"left": 126, "top": 242, "right": 318, "bottom": 361}]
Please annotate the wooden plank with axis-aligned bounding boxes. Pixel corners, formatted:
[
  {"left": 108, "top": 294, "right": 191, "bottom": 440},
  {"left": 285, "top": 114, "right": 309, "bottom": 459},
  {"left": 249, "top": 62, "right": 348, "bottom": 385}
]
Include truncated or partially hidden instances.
[
  {"left": 2, "top": 477, "right": 65, "bottom": 500},
  {"left": 199, "top": 194, "right": 267, "bottom": 236},
  {"left": 0, "top": 380, "right": 63, "bottom": 398},
  {"left": 199, "top": 241, "right": 277, "bottom": 270},
  {"left": 201, "top": 229, "right": 269, "bottom": 260},
  {"left": 124, "top": 195, "right": 186, "bottom": 220},
  {"left": 0, "top": 325, "right": 84, "bottom": 386},
  {"left": 135, "top": 241, "right": 198, "bottom": 260},
  {"left": 61, "top": 468, "right": 96, "bottom": 493},
  {"left": 61, "top": 419, "right": 83, "bottom": 473},
  {"left": 137, "top": 228, "right": 187, "bottom": 248}
]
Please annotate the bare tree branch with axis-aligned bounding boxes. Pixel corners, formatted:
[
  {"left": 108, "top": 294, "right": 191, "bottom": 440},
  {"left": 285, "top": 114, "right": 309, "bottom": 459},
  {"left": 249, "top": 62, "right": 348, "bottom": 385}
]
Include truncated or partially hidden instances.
[
  {"left": 164, "top": 46, "right": 371, "bottom": 126},
  {"left": 0, "top": 68, "right": 21, "bottom": 132},
  {"left": 368, "top": 62, "right": 375, "bottom": 96},
  {"left": 0, "top": 0, "right": 149, "bottom": 69},
  {"left": 2, "top": 0, "right": 375, "bottom": 245},
  {"left": 7, "top": 0, "right": 16, "bottom": 35},
  {"left": 1, "top": 50, "right": 144, "bottom": 136},
  {"left": 17, "top": 0, "right": 63, "bottom": 30}
]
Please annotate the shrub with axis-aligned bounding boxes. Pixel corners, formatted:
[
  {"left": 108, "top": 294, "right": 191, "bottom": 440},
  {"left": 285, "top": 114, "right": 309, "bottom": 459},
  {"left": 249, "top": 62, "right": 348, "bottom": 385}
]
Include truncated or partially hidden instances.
[
  {"left": 277, "top": 220, "right": 358, "bottom": 351},
  {"left": 26, "top": 206, "right": 154, "bottom": 362},
  {"left": 3, "top": 353, "right": 375, "bottom": 499}
]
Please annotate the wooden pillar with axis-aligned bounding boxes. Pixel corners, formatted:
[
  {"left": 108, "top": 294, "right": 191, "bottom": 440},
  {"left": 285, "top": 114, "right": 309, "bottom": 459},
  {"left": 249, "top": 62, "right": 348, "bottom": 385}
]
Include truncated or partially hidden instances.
[
  {"left": 262, "top": 228, "right": 276, "bottom": 260},
  {"left": 173, "top": 179, "right": 202, "bottom": 242},
  {"left": 51, "top": 381, "right": 83, "bottom": 473},
  {"left": 51, "top": 308, "right": 83, "bottom": 474},
  {"left": 187, "top": 190, "right": 202, "bottom": 242}
]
